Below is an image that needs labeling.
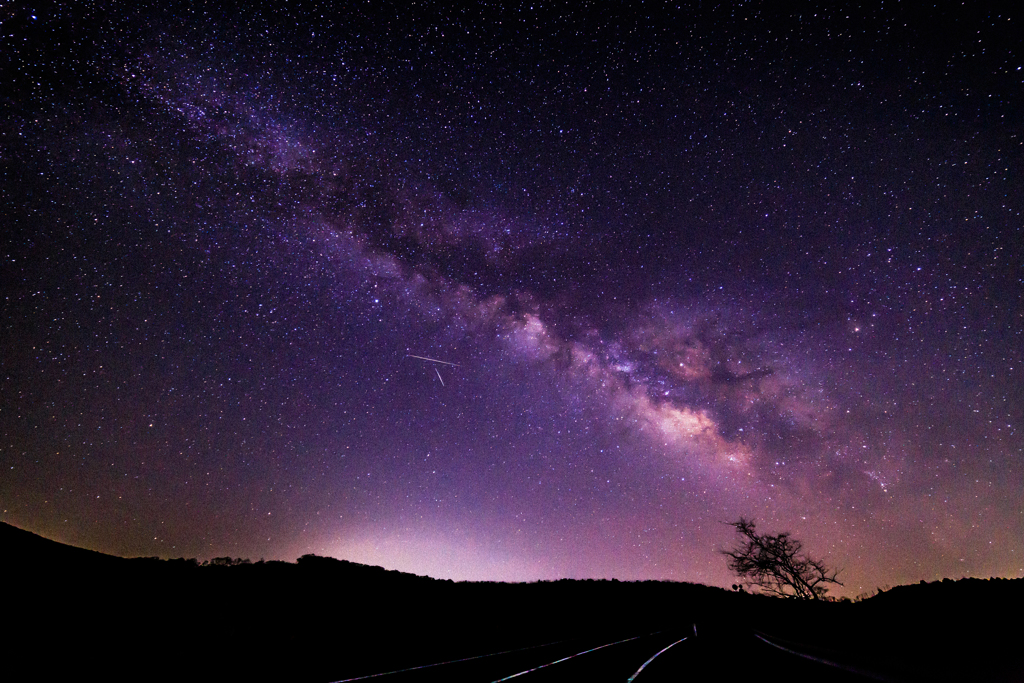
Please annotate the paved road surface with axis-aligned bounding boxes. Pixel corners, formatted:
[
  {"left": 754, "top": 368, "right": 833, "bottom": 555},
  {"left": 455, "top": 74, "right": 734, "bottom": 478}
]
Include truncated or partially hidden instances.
[{"left": 332, "top": 626, "right": 887, "bottom": 682}]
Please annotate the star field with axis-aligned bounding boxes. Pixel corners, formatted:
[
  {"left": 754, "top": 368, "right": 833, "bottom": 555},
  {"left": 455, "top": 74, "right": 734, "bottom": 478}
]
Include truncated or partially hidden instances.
[{"left": 1, "top": 1, "right": 1022, "bottom": 595}]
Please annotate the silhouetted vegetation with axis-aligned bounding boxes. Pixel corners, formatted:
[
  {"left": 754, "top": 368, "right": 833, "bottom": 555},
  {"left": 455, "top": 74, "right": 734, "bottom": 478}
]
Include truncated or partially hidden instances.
[
  {"left": 3, "top": 522, "right": 1021, "bottom": 682},
  {"left": 722, "top": 517, "right": 842, "bottom": 600}
]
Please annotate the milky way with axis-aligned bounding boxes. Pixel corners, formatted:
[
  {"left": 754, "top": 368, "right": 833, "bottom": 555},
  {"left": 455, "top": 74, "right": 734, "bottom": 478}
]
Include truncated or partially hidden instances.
[{"left": 2, "top": 1, "right": 1022, "bottom": 594}]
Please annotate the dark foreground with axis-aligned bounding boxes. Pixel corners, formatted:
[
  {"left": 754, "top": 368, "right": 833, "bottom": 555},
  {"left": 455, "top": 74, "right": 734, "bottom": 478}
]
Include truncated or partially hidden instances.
[
  {"left": 4, "top": 522, "right": 1021, "bottom": 682},
  {"left": 324, "top": 628, "right": 884, "bottom": 682}
]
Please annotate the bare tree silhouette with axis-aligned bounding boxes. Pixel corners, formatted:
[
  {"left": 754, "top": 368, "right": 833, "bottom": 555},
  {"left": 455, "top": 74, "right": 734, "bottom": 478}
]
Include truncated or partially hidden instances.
[{"left": 723, "top": 517, "right": 842, "bottom": 600}]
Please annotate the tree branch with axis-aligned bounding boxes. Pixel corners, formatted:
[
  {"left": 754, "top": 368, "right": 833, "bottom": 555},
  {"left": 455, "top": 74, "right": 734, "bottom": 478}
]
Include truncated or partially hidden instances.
[{"left": 722, "top": 517, "right": 842, "bottom": 600}]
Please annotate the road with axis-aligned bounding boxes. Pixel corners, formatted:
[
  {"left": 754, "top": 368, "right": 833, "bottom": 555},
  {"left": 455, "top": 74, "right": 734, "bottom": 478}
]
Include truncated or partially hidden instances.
[{"left": 331, "top": 626, "right": 888, "bottom": 682}]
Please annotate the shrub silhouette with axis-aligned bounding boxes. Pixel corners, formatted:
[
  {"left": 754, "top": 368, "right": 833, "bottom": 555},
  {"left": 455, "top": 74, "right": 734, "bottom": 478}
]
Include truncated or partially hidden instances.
[{"left": 722, "top": 517, "right": 841, "bottom": 600}]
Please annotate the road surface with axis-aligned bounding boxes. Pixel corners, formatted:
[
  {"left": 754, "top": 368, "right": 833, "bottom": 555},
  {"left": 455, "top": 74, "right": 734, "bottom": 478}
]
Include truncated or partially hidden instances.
[{"left": 331, "top": 626, "right": 886, "bottom": 682}]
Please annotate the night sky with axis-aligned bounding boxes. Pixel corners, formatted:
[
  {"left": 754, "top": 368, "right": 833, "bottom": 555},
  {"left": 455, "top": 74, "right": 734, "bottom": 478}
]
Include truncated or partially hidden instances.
[{"left": 2, "top": 1, "right": 1022, "bottom": 596}]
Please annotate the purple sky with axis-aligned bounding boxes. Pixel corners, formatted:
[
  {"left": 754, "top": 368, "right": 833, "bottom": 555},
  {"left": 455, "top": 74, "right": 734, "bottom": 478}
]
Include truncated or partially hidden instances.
[{"left": 2, "top": 1, "right": 1022, "bottom": 596}]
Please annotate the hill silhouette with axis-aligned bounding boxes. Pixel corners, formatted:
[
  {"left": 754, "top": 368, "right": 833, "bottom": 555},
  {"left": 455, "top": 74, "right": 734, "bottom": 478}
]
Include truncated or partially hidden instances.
[{"left": 3, "top": 522, "right": 1021, "bottom": 681}]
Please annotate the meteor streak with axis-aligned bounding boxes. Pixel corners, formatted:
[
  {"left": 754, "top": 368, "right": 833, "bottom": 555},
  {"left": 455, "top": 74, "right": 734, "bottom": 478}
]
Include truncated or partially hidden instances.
[
  {"left": 435, "top": 368, "right": 445, "bottom": 386},
  {"left": 406, "top": 354, "right": 460, "bottom": 367}
]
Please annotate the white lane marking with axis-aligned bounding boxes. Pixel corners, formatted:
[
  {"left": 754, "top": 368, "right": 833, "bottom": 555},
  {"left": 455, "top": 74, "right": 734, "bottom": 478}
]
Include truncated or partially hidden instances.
[
  {"left": 753, "top": 633, "right": 896, "bottom": 682},
  {"left": 626, "top": 636, "right": 688, "bottom": 682},
  {"left": 329, "top": 639, "right": 567, "bottom": 682},
  {"left": 491, "top": 633, "right": 649, "bottom": 682}
]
